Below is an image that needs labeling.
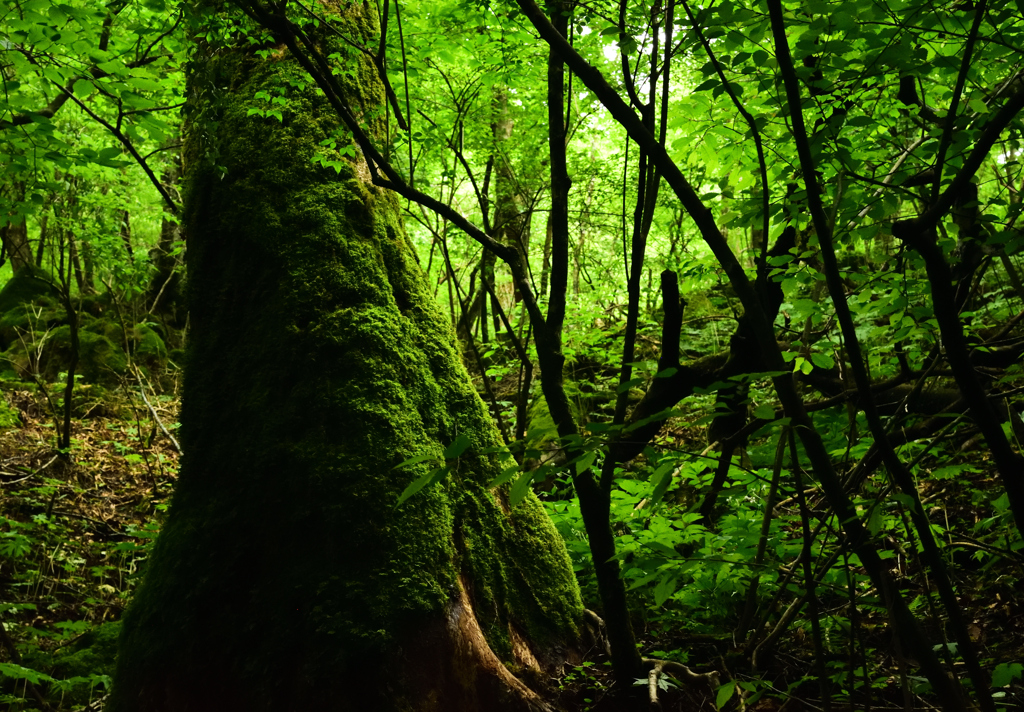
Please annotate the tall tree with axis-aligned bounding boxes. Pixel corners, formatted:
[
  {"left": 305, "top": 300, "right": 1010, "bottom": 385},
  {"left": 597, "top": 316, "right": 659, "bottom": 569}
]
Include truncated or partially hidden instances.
[{"left": 108, "top": 3, "right": 582, "bottom": 710}]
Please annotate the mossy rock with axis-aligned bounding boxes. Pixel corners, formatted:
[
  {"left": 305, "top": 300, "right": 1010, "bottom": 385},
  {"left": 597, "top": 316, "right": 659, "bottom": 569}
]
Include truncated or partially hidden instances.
[
  {"left": 77, "top": 292, "right": 115, "bottom": 318},
  {"left": 133, "top": 323, "right": 167, "bottom": 365},
  {"left": 0, "top": 304, "right": 67, "bottom": 350},
  {"left": 40, "top": 325, "right": 128, "bottom": 384},
  {"left": 82, "top": 317, "right": 126, "bottom": 346},
  {"left": 0, "top": 265, "right": 58, "bottom": 314}
]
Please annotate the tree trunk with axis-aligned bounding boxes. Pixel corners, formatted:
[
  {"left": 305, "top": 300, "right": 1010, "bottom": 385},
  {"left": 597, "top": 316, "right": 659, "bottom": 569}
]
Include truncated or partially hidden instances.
[
  {"left": 1, "top": 219, "right": 32, "bottom": 273},
  {"left": 147, "top": 145, "right": 184, "bottom": 323},
  {"left": 109, "top": 7, "right": 582, "bottom": 711}
]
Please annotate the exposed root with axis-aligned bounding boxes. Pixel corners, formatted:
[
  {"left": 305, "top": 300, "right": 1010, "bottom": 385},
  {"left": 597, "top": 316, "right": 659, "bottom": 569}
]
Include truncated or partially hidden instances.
[
  {"left": 80, "top": 694, "right": 109, "bottom": 712},
  {"left": 643, "top": 657, "right": 721, "bottom": 710},
  {"left": 581, "top": 610, "right": 721, "bottom": 710},
  {"left": 443, "top": 574, "right": 555, "bottom": 712},
  {"left": 581, "top": 608, "right": 611, "bottom": 657},
  {"left": 648, "top": 665, "right": 662, "bottom": 711}
]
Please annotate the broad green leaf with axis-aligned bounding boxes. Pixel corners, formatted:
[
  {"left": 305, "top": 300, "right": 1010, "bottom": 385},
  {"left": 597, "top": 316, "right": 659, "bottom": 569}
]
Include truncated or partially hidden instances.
[
  {"left": 716, "top": 683, "right": 736, "bottom": 708},
  {"left": 575, "top": 450, "right": 597, "bottom": 475},
  {"left": 443, "top": 433, "right": 471, "bottom": 459},
  {"left": 510, "top": 470, "right": 534, "bottom": 507},
  {"left": 391, "top": 453, "right": 437, "bottom": 470},
  {"left": 0, "top": 662, "right": 54, "bottom": 685},
  {"left": 653, "top": 575, "right": 677, "bottom": 606},
  {"left": 488, "top": 463, "right": 522, "bottom": 489},
  {"left": 810, "top": 352, "right": 834, "bottom": 370},
  {"left": 992, "top": 662, "right": 1023, "bottom": 687},
  {"left": 648, "top": 462, "right": 675, "bottom": 504},
  {"left": 397, "top": 466, "right": 449, "bottom": 505}
]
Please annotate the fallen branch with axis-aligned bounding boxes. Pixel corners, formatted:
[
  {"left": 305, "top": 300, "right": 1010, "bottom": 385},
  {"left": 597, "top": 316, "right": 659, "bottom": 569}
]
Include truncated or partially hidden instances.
[
  {"left": 133, "top": 367, "right": 181, "bottom": 455},
  {"left": 0, "top": 455, "right": 59, "bottom": 487},
  {"left": 642, "top": 658, "right": 721, "bottom": 711}
]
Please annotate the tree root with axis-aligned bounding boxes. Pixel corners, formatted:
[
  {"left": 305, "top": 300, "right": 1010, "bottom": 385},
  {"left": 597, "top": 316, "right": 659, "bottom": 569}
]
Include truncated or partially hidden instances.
[
  {"left": 581, "top": 610, "right": 721, "bottom": 710},
  {"left": 582, "top": 608, "right": 611, "bottom": 657},
  {"left": 643, "top": 658, "right": 721, "bottom": 711}
]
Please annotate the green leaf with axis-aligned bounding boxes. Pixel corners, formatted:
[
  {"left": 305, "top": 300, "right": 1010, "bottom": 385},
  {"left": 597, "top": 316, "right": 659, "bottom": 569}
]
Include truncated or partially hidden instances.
[
  {"left": 391, "top": 453, "right": 437, "bottom": 470},
  {"left": 616, "top": 377, "right": 644, "bottom": 394},
  {"left": 510, "top": 470, "right": 534, "bottom": 507},
  {"left": 127, "top": 76, "right": 164, "bottom": 92},
  {"left": 646, "top": 540, "right": 677, "bottom": 558},
  {"left": 752, "top": 404, "right": 776, "bottom": 420},
  {"left": 488, "top": 463, "right": 522, "bottom": 488},
  {"left": 992, "top": 662, "right": 1023, "bottom": 687},
  {"left": 932, "top": 464, "right": 977, "bottom": 480},
  {"left": 397, "top": 466, "right": 449, "bottom": 505},
  {"left": 867, "top": 506, "right": 884, "bottom": 536},
  {"left": 0, "top": 662, "right": 54, "bottom": 685},
  {"left": 716, "top": 683, "right": 736, "bottom": 708},
  {"left": 653, "top": 575, "right": 677, "bottom": 606},
  {"left": 443, "top": 433, "right": 471, "bottom": 459},
  {"left": 648, "top": 462, "right": 675, "bottom": 504},
  {"left": 810, "top": 352, "right": 834, "bottom": 370},
  {"left": 575, "top": 450, "right": 597, "bottom": 475}
]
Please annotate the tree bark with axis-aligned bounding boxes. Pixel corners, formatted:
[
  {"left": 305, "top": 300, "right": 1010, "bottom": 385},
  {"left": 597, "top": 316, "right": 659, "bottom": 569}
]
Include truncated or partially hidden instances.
[
  {"left": 1, "top": 219, "right": 33, "bottom": 273},
  {"left": 147, "top": 144, "right": 184, "bottom": 322},
  {"left": 109, "top": 7, "right": 582, "bottom": 711}
]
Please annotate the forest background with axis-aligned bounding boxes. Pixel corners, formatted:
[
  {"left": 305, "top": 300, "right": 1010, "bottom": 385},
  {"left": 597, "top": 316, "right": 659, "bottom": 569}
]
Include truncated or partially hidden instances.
[{"left": 0, "top": 0, "right": 1023, "bottom": 709}]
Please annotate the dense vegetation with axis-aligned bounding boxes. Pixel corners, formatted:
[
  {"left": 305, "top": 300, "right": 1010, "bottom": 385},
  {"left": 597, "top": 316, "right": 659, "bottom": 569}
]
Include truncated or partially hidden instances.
[{"left": 1, "top": 0, "right": 1023, "bottom": 709}]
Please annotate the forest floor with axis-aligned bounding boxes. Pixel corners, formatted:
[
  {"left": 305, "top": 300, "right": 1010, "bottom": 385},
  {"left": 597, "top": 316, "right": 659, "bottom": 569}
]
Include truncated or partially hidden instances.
[
  {"left": 0, "top": 380, "right": 178, "bottom": 710},
  {"left": 0, "top": 379, "right": 1022, "bottom": 711}
]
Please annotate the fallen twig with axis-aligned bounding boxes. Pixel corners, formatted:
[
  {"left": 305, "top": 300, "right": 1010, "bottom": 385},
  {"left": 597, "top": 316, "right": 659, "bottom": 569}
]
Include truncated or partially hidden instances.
[
  {"left": 642, "top": 658, "right": 722, "bottom": 711},
  {"left": 133, "top": 366, "right": 181, "bottom": 454},
  {"left": 0, "top": 454, "right": 59, "bottom": 487}
]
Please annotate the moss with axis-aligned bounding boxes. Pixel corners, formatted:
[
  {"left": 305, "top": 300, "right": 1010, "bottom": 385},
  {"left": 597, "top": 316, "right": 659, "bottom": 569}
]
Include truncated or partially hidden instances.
[
  {"left": 77, "top": 292, "right": 114, "bottom": 318},
  {"left": 0, "top": 394, "right": 20, "bottom": 429},
  {"left": 42, "top": 326, "right": 128, "bottom": 383},
  {"left": 83, "top": 317, "right": 125, "bottom": 346},
  {"left": 110, "top": 12, "right": 582, "bottom": 711},
  {"left": 0, "top": 303, "right": 66, "bottom": 350},
  {"left": 133, "top": 323, "right": 167, "bottom": 364},
  {"left": 0, "top": 264, "right": 58, "bottom": 314}
]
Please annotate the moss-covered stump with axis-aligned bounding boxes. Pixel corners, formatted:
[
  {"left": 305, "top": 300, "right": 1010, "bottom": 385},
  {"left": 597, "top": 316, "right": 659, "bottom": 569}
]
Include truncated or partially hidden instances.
[{"left": 109, "top": 8, "right": 582, "bottom": 712}]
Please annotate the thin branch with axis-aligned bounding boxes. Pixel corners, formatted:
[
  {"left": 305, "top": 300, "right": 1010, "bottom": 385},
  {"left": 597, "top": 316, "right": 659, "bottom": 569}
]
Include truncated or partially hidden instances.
[
  {"left": 680, "top": 0, "right": 770, "bottom": 267},
  {"left": 55, "top": 86, "right": 180, "bottom": 214},
  {"left": 931, "top": 0, "right": 989, "bottom": 203},
  {"left": 134, "top": 367, "right": 181, "bottom": 454},
  {"left": 0, "top": 54, "right": 168, "bottom": 131},
  {"left": 916, "top": 81, "right": 1024, "bottom": 232}
]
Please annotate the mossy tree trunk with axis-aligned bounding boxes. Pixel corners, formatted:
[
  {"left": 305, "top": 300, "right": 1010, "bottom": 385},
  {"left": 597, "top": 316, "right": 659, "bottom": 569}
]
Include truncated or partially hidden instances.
[{"left": 109, "top": 6, "right": 582, "bottom": 711}]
